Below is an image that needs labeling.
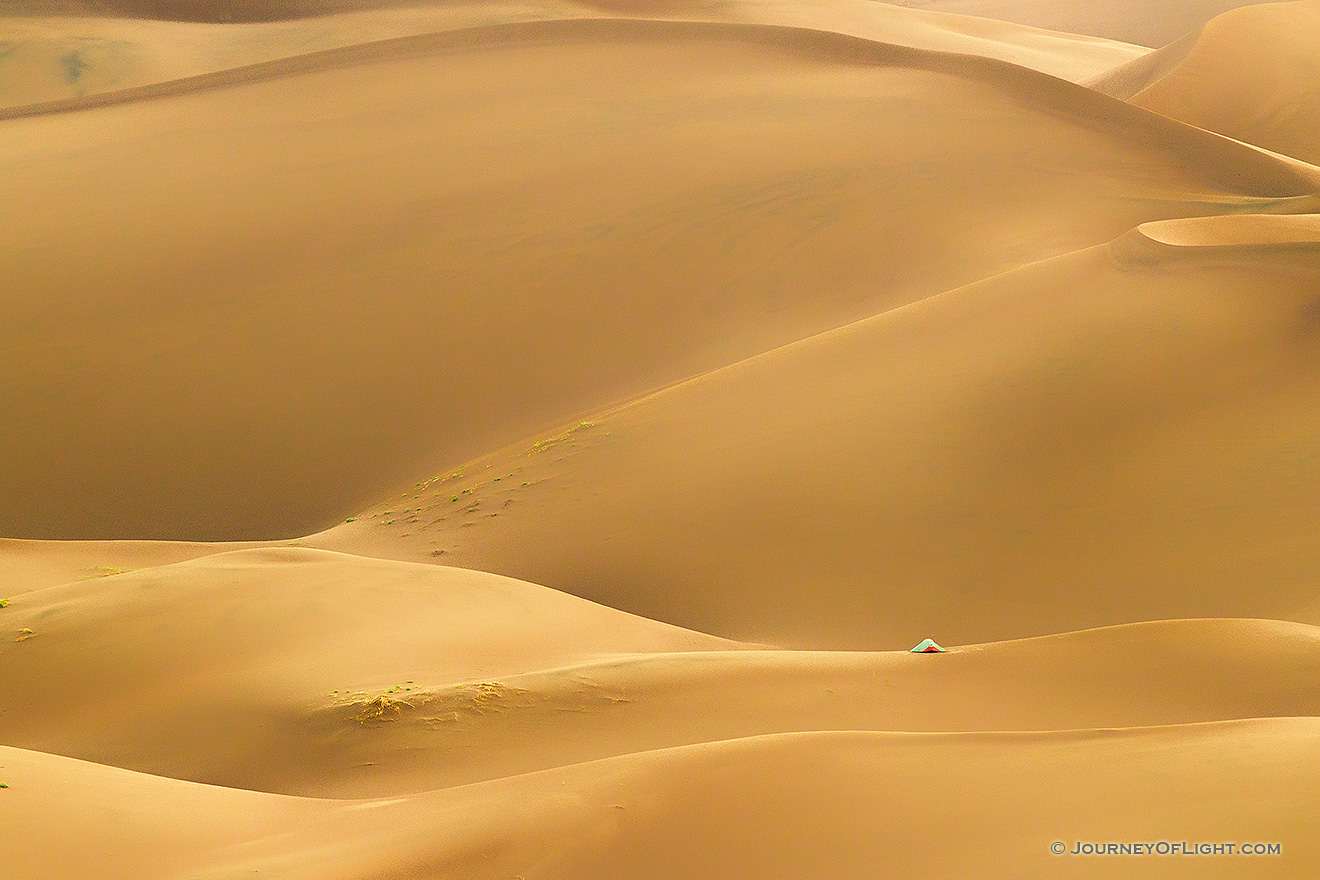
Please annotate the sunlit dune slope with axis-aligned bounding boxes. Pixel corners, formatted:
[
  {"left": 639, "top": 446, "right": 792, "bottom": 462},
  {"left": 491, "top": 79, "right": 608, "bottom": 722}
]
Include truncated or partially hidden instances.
[
  {"left": 0, "top": 537, "right": 271, "bottom": 594},
  {"left": 4, "top": 720, "right": 1318, "bottom": 878},
  {"left": 1138, "top": 212, "right": 1320, "bottom": 246},
  {"left": 0, "top": 0, "right": 1148, "bottom": 111},
  {"left": 893, "top": 0, "right": 1285, "bottom": 47},
  {"left": 1084, "top": 26, "right": 1203, "bottom": 98},
  {"left": 4, "top": 20, "right": 1308, "bottom": 542},
  {"left": 0, "top": 547, "right": 738, "bottom": 792},
  {"left": 272, "top": 618, "right": 1320, "bottom": 795},
  {"left": 4, "top": 545, "right": 1318, "bottom": 796},
  {"left": 315, "top": 214, "right": 1320, "bottom": 648},
  {"left": 0, "top": 745, "right": 319, "bottom": 880},
  {"left": 1124, "top": 0, "right": 1320, "bottom": 166}
]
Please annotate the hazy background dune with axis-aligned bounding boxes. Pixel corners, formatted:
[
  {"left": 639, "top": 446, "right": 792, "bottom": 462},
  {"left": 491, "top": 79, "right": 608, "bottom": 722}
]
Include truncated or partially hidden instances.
[
  {"left": 1124, "top": 0, "right": 1320, "bottom": 165},
  {"left": 1, "top": 0, "right": 406, "bottom": 21},
  {"left": 890, "top": 0, "right": 1288, "bottom": 46}
]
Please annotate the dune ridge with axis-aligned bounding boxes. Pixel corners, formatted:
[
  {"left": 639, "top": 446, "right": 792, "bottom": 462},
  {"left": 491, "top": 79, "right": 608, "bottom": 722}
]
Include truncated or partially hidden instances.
[
  {"left": 310, "top": 212, "right": 1320, "bottom": 648},
  {"left": 6, "top": 17, "right": 1314, "bottom": 543},
  {"left": 4, "top": 549, "right": 1318, "bottom": 796},
  {"left": 1122, "top": 0, "right": 1320, "bottom": 166},
  {"left": 0, "top": 17, "right": 1313, "bottom": 200},
  {"left": 1134, "top": 212, "right": 1320, "bottom": 247},
  {"left": 0, "top": 0, "right": 1149, "bottom": 110},
  {"left": 4, "top": 720, "right": 1318, "bottom": 878},
  {"left": 1085, "top": 26, "right": 1205, "bottom": 98}
]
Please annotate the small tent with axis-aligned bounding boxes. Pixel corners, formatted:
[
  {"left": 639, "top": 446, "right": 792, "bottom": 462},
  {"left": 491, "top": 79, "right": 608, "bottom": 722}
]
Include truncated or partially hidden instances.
[{"left": 910, "top": 638, "right": 946, "bottom": 653}]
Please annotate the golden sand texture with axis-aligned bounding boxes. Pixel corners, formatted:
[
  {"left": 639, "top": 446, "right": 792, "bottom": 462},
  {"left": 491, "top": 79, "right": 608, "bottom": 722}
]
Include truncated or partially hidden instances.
[
  {"left": 2, "top": 0, "right": 1319, "bottom": 877},
  {"left": 891, "top": 0, "right": 1288, "bottom": 47},
  {"left": 3, "top": 21, "right": 1314, "bottom": 541},
  {"left": 1127, "top": 0, "right": 1320, "bottom": 165},
  {"left": 0, "top": 0, "right": 1147, "bottom": 110}
]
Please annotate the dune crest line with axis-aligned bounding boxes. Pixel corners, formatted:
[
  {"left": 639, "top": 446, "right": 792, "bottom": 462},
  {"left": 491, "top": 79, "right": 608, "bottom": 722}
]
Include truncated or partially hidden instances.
[{"left": 0, "top": 16, "right": 1314, "bottom": 194}]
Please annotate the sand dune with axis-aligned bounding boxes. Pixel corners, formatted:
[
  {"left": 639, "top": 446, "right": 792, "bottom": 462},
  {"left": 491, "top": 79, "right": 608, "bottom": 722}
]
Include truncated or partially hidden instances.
[
  {"left": 0, "top": 536, "right": 276, "bottom": 594},
  {"left": 1135, "top": 211, "right": 1320, "bottom": 247},
  {"left": 893, "top": 0, "right": 1287, "bottom": 47},
  {"left": 4, "top": 2, "right": 1319, "bottom": 876},
  {"left": 1, "top": 0, "right": 391, "bottom": 21},
  {"left": 0, "top": 744, "right": 319, "bottom": 880},
  {"left": 0, "top": 547, "right": 735, "bottom": 791},
  {"left": 0, "top": 0, "right": 1147, "bottom": 110},
  {"left": 4, "top": 548, "right": 1317, "bottom": 795},
  {"left": 0, "top": 5, "right": 593, "bottom": 108},
  {"left": 6, "top": 19, "right": 1308, "bottom": 542},
  {"left": 1124, "top": 0, "right": 1320, "bottom": 166},
  {"left": 5, "top": 720, "right": 1318, "bottom": 878},
  {"left": 1084, "top": 26, "right": 1204, "bottom": 98},
  {"left": 313, "top": 213, "right": 1320, "bottom": 647}
]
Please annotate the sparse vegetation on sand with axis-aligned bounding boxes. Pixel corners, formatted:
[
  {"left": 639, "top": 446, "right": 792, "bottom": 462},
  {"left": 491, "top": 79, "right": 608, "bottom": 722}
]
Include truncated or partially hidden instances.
[
  {"left": 350, "top": 694, "right": 411, "bottom": 724},
  {"left": 529, "top": 421, "right": 595, "bottom": 454}
]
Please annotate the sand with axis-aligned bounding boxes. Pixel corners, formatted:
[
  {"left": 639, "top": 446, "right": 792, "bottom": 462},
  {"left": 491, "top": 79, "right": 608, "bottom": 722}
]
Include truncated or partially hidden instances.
[
  {"left": 891, "top": 0, "right": 1289, "bottom": 47},
  {"left": 1125, "top": 0, "right": 1320, "bottom": 165},
  {"left": 6, "top": 721, "right": 1319, "bottom": 878},
  {"left": 3, "top": 20, "right": 1314, "bottom": 542},
  {"left": 310, "top": 213, "right": 1320, "bottom": 648},
  {"left": 0, "top": 0, "right": 1148, "bottom": 110},
  {"left": 2, "top": 0, "right": 1318, "bottom": 876}
]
